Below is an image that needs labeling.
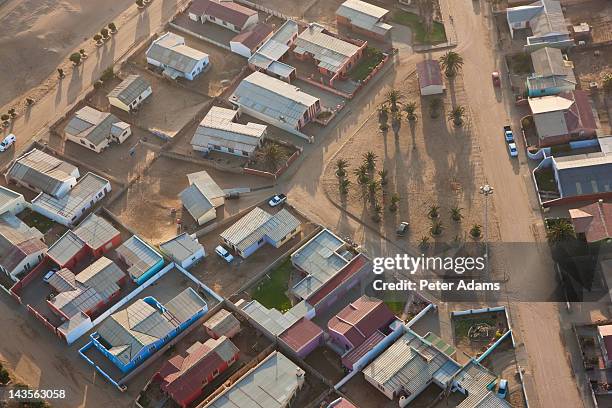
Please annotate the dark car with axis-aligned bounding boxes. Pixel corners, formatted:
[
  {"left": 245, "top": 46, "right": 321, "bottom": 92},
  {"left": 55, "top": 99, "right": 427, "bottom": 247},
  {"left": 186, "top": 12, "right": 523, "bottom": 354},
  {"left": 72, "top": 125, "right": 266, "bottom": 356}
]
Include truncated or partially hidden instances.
[{"left": 396, "top": 221, "right": 409, "bottom": 236}]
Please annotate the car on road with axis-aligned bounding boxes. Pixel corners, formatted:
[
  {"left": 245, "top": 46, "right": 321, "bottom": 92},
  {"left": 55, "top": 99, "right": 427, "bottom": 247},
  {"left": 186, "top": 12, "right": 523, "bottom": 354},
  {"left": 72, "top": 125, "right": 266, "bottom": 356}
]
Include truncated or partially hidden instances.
[
  {"left": 396, "top": 221, "right": 409, "bottom": 236},
  {"left": 268, "top": 194, "right": 287, "bottom": 207},
  {"left": 497, "top": 379, "right": 508, "bottom": 399},
  {"left": 508, "top": 142, "right": 518, "bottom": 157},
  {"left": 503, "top": 126, "right": 514, "bottom": 143},
  {"left": 0, "top": 134, "right": 16, "bottom": 152},
  {"left": 215, "top": 245, "right": 234, "bottom": 263},
  {"left": 492, "top": 71, "right": 501, "bottom": 87}
]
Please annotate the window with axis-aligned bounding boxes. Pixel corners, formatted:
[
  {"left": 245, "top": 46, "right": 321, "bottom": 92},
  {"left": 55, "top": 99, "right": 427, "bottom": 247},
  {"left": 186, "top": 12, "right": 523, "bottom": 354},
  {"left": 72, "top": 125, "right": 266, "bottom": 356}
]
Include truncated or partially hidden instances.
[
  {"left": 98, "top": 192, "right": 103, "bottom": 198},
  {"left": 228, "top": 147, "right": 234, "bottom": 153},
  {"left": 213, "top": 368, "right": 219, "bottom": 377},
  {"left": 213, "top": 145, "right": 221, "bottom": 150}
]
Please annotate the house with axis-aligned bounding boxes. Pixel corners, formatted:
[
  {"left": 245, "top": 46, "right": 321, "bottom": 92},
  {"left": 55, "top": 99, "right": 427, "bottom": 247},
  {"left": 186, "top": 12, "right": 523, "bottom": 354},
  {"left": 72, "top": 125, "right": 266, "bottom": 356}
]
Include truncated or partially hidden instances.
[
  {"left": 293, "top": 23, "right": 367, "bottom": 86},
  {"left": 327, "top": 295, "right": 395, "bottom": 352},
  {"left": 203, "top": 309, "right": 241, "bottom": 339},
  {"left": 248, "top": 20, "right": 299, "bottom": 82},
  {"left": 31, "top": 172, "right": 111, "bottom": 227},
  {"left": 220, "top": 207, "right": 301, "bottom": 258},
  {"left": 90, "top": 287, "right": 208, "bottom": 373},
  {"left": 155, "top": 336, "right": 239, "bottom": 408},
  {"left": 64, "top": 106, "right": 131, "bottom": 153},
  {"left": 188, "top": 0, "right": 258, "bottom": 33},
  {"left": 108, "top": 75, "right": 152, "bottom": 112},
  {"left": 290, "top": 229, "right": 368, "bottom": 310},
  {"left": 230, "top": 71, "right": 321, "bottom": 134},
  {"left": 336, "top": 0, "right": 392, "bottom": 40},
  {"left": 597, "top": 325, "right": 612, "bottom": 368},
  {"left": 159, "top": 233, "right": 205, "bottom": 269},
  {"left": 279, "top": 317, "right": 324, "bottom": 358},
  {"left": 46, "top": 257, "right": 126, "bottom": 320},
  {"left": 6, "top": 149, "right": 79, "bottom": 198},
  {"left": 527, "top": 47, "right": 576, "bottom": 97},
  {"left": 146, "top": 32, "right": 210, "bottom": 80},
  {"left": 237, "top": 297, "right": 314, "bottom": 337},
  {"left": 327, "top": 398, "right": 358, "bottom": 408},
  {"left": 230, "top": 23, "right": 274, "bottom": 58},
  {"left": 0, "top": 186, "right": 26, "bottom": 215},
  {"left": 529, "top": 90, "right": 598, "bottom": 146},
  {"left": 452, "top": 360, "right": 511, "bottom": 408},
  {"left": 363, "top": 329, "right": 461, "bottom": 403},
  {"left": 46, "top": 231, "right": 87, "bottom": 270},
  {"left": 190, "top": 106, "right": 267, "bottom": 157},
  {"left": 179, "top": 170, "right": 225, "bottom": 225},
  {"left": 115, "top": 235, "right": 165, "bottom": 284},
  {"left": 416, "top": 60, "right": 444, "bottom": 96},
  {"left": 203, "top": 351, "right": 305, "bottom": 408},
  {"left": 0, "top": 212, "right": 47, "bottom": 279},
  {"left": 505, "top": 0, "right": 573, "bottom": 50},
  {"left": 569, "top": 200, "right": 612, "bottom": 243}
]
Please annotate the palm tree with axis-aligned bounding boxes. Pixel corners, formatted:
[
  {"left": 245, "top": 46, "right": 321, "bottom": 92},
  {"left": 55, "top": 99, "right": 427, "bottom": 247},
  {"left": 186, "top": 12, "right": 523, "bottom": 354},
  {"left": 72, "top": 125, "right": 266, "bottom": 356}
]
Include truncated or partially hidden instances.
[
  {"left": 108, "top": 22, "right": 118, "bottom": 33},
  {"left": 546, "top": 219, "right": 576, "bottom": 243},
  {"left": 101, "top": 28, "right": 110, "bottom": 39},
  {"left": 470, "top": 224, "right": 482, "bottom": 239},
  {"left": 378, "top": 104, "right": 389, "bottom": 119},
  {"left": 339, "top": 178, "right": 351, "bottom": 195},
  {"left": 363, "top": 151, "right": 377, "bottom": 172},
  {"left": 93, "top": 34, "right": 103, "bottom": 45},
  {"left": 448, "top": 106, "right": 466, "bottom": 127},
  {"left": 389, "top": 193, "right": 400, "bottom": 212},
  {"left": 378, "top": 169, "right": 388, "bottom": 186},
  {"left": 428, "top": 205, "right": 440, "bottom": 219},
  {"left": 450, "top": 207, "right": 463, "bottom": 222},
  {"left": 385, "top": 89, "right": 403, "bottom": 112},
  {"left": 372, "top": 203, "right": 382, "bottom": 222},
  {"left": 429, "top": 97, "right": 442, "bottom": 118},
  {"left": 363, "top": 180, "right": 379, "bottom": 204},
  {"left": 354, "top": 164, "right": 370, "bottom": 185},
  {"left": 258, "top": 143, "right": 287, "bottom": 172},
  {"left": 335, "top": 159, "right": 348, "bottom": 177},
  {"left": 439, "top": 51, "right": 464, "bottom": 78},
  {"left": 404, "top": 102, "right": 417, "bottom": 122},
  {"left": 430, "top": 220, "right": 443, "bottom": 236}
]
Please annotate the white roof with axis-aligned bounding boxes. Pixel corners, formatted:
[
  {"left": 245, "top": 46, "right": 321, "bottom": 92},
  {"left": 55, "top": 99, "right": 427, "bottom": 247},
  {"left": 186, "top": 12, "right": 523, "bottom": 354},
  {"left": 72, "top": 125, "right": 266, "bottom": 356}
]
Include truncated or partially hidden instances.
[
  {"left": 528, "top": 95, "right": 573, "bottom": 114},
  {"left": 294, "top": 23, "right": 361, "bottom": 73},
  {"left": 339, "top": 0, "right": 387, "bottom": 19},
  {"left": 231, "top": 71, "right": 319, "bottom": 128},
  {"left": 336, "top": 0, "right": 391, "bottom": 35},
  {"left": 0, "top": 186, "right": 23, "bottom": 209},
  {"left": 248, "top": 20, "right": 299, "bottom": 70},
  {"left": 146, "top": 32, "right": 209, "bottom": 74}
]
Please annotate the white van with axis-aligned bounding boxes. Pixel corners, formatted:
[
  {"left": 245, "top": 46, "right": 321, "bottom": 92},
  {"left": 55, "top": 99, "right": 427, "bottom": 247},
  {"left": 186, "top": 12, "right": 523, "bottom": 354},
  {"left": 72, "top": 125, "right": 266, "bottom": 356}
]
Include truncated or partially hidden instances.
[{"left": 0, "top": 134, "right": 16, "bottom": 152}]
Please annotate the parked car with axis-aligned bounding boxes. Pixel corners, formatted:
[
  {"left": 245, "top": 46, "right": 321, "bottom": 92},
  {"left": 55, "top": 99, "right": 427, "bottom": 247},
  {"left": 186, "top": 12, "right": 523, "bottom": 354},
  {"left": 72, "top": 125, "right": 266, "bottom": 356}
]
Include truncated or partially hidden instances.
[
  {"left": 492, "top": 71, "right": 501, "bottom": 87},
  {"left": 268, "top": 194, "right": 287, "bottom": 207},
  {"left": 396, "top": 221, "right": 409, "bottom": 236},
  {"left": 508, "top": 142, "right": 518, "bottom": 157},
  {"left": 0, "top": 134, "right": 16, "bottom": 152},
  {"left": 497, "top": 379, "right": 508, "bottom": 399},
  {"left": 215, "top": 245, "right": 234, "bottom": 263},
  {"left": 43, "top": 267, "right": 60, "bottom": 283},
  {"left": 503, "top": 125, "right": 514, "bottom": 142},
  {"left": 226, "top": 191, "right": 240, "bottom": 200}
]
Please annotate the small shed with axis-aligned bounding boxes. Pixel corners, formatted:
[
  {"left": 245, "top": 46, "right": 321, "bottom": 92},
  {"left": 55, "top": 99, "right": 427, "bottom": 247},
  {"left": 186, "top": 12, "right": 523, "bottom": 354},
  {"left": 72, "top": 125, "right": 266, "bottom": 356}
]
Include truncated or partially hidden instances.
[
  {"left": 572, "top": 23, "right": 591, "bottom": 42},
  {"left": 159, "top": 233, "right": 205, "bottom": 269},
  {"left": 203, "top": 309, "right": 241, "bottom": 339},
  {"left": 416, "top": 60, "right": 444, "bottom": 96}
]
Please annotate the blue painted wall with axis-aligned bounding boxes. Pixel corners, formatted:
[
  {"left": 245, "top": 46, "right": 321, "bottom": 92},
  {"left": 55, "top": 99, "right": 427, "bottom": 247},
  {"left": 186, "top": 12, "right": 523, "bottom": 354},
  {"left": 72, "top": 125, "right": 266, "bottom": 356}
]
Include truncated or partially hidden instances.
[{"left": 135, "top": 258, "right": 166, "bottom": 285}]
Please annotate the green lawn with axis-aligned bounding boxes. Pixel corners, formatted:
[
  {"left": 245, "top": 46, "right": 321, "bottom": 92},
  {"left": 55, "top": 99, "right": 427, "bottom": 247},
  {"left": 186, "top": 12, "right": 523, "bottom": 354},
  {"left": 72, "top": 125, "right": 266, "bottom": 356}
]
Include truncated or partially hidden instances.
[
  {"left": 384, "top": 300, "right": 406, "bottom": 316},
  {"left": 348, "top": 47, "right": 385, "bottom": 81},
  {"left": 19, "top": 209, "right": 55, "bottom": 234},
  {"left": 251, "top": 258, "right": 293, "bottom": 312},
  {"left": 392, "top": 11, "right": 447, "bottom": 44}
]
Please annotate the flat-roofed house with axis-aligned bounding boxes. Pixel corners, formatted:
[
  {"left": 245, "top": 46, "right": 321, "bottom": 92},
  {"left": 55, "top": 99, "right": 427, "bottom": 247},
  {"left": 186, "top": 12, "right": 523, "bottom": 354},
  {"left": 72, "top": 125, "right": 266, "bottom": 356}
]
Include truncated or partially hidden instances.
[
  {"left": 64, "top": 106, "right": 132, "bottom": 153},
  {"left": 416, "top": 60, "right": 444, "bottom": 96},
  {"left": 0, "top": 212, "right": 47, "bottom": 280},
  {"left": 154, "top": 336, "right": 239, "bottom": 408},
  {"left": 336, "top": 0, "right": 392, "bottom": 40},
  {"left": 527, "top": 47, "right": 576, "bottom": 97},
  {"left": 506, "top": 0, "right": 573, "bottom": 50},
  {"left": 116, "top": 235, "right": 165, "bottom": 284},
  {"left": 220, "top": 207, "right": 301, "bottom": 258},
  {"left": 247, "top": 20, "right": 299, "bottom": 82},
  {"left": 203, "top": 351, "right": 305, "bottom": 408},
  {"left": 230, "top": 71, "right": 321, "bottom": 135},
  {"left": 90, "top": 288, "right": 208, "bottom": 373},
  {"left": 190, "top": 106, "right": 267, "bottom": 157},
  {"left": 108, "top": 75, "right": 152, "bottom": 112},
  {"left": 188, "top": 0, "right": 258, "bottom": 33},
  {"left": 6, "top": 149, "right": 79, "bottom": 198},
  {"left": 146, "top": 32, "right": 210, "bottom": 80},
  {"left": 293, "top": 23, "right": 367, "bottom": 86},
  {"left": 230, "top": 23, "right": 274, "bottom": 58},
  {"left": 31, "top": 172, "right": 111, "bottom": 227},
  {"left": 0, "top": 185, "right": 26, "bottom": 215},
  {"left": 179, "top": 170, "right": 225, "bottom": 226},
  {"left": 159, "top": 233, "right": 205, "bottom": 269}
]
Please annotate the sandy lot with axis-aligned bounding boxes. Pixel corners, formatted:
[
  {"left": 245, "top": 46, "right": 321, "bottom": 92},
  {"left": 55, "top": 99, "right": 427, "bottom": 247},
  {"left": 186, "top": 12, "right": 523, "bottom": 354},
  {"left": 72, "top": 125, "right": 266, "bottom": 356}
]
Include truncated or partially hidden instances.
[
  {"left": 0, "top": 0, "right": 134, "bottom": 109},
  {"left": 562, "top": 0, "right": 612, "bottom": 44}
]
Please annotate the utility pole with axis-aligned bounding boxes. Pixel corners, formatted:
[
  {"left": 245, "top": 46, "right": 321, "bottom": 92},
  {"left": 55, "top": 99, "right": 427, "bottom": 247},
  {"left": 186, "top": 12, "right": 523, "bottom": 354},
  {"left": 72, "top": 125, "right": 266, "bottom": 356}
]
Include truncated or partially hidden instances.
[{"left": 479, "top": 184, "right": 494, "bottom": 275}]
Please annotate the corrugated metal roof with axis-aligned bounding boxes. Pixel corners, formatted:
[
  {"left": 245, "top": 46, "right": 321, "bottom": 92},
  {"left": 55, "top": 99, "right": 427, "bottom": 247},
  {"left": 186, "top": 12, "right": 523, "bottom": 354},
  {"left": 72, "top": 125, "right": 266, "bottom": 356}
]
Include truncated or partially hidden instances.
[
  {"left": 0, "top": 212, "right": 46, "bottom": 273},
  {"left": 231, "top": 23, "right": 273, "bottom": 50},
  {"left": 294, "top": 24, "right": 360, "bottom": 73},
  {"left": 249, "top": 20, "right": 299, "bottom": 70},
  {"left": 279, "top": 317, "right": 323, "bottom": 353},
  {"left": 160, "top": 233, "right": 203, "bottom": 263},
  {"left": 231, "top": 71, "right": 319, "bottom": 129},
  {"left": 554, "top": 153, "right": 612, "bottom": 197},
  {"left": 65, "top": 106, "right": 129, "bottom": 147},
  {"left": 0, "top": 186, "right": 22, "bottom": 209},
  {"left": 204, "top": 351, "right": 304, "bottom": 408},
  {"left": 180, "top": 184, "right": 214, "bottom": 222},
  {"left": 189, "top": 0, "right": 257, "bottom": 29},
  {"left": 116, "top": 235, "right": 163, "bottom": 280},
  {"left": 455, "top": 361, "right": 510, "bottom": 408},
  {"left": 7, "top": 149, "right": 78, "bottom": 197},
  {"left": 32, "top": 172, "right": 110, "bottom": 222},
  {"left": 47, "top": 230, "right": 86, "bottom": 266},
  {"left": 336, "top": 0, "right": 391, "bottom": 35},
  {"left": 147, "top": 32, "right": 209, "bottom": 75},
  {"left": 108, "top": 75, "right": 151, "bottom": 106},
  {"left": 240, "top": 299, "right": 298, "bottom": 335},
  {"left": 204, "top": 309, "right": 240, "bottom": 335},
  {"left": 416, "top": 60, "right": 443, "bottom": 89},
  {"left": 164, "top": 287, "right": 208, "bottom": 323},
  {"left": 73, "top": 213, "right": 120, "bottom": 250}
]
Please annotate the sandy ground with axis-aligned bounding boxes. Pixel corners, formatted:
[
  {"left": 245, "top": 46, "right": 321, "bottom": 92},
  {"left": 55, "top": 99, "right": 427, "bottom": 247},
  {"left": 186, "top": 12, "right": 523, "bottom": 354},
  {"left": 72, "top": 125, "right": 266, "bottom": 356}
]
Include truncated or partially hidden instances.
[{"left": 0, "top": 0, "right": 134, "bottom": 109}]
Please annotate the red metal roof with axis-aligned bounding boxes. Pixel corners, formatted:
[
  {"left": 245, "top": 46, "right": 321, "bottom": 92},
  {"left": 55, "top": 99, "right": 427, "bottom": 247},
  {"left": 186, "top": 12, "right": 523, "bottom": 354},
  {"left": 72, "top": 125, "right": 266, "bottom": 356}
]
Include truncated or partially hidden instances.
[
  {"left": 569, "top": 200, "right": 612, "bottom": 243},
  {"left": 307, "top": 254, "right": 368, "bottom": 306},
  {"left": 328, "top": 398, "right": 359, "bottom": 408},
  {"left": 341, "top": 330, "right": 385, "bottom": 370},
  {"left": 231, "top": 23, "right": 274, "bottom": 50},
  {"left": 327, "top": 295, "right": 394, "bottom": 348},
  {"left": 416, "top": 60, "right": 443, "bottom": 88},
  {"left": 279, "top": 317, "right": 323, "bottom": 353},
  {"left": 189, "top": 0, "right": 257, "bottom": 30}
]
